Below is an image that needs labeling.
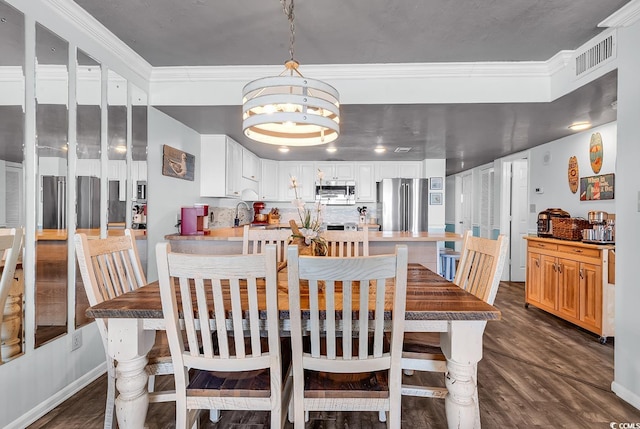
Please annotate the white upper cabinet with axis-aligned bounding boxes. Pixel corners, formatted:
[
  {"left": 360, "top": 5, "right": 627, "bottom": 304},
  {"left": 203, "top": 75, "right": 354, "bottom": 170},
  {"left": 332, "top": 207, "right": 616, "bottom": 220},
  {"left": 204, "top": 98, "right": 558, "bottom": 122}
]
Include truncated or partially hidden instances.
[
  {"left": 279, "top": 161, "right": 316, "bottom": 202},
  {"left": 355, "top": 163, "right": 376, "bottom": 202},
  {"left": 315, "top": 162, "right": 355, "bottom": 180},
  {"left": 259, "top": 159, "right": 279, "bottom": 201},
  {"left": 374, "top": 161, "right": 422, "bottom": 181},
  {"left": 200, "top": 135, "right": 243, "bottom": 197},
  {"left": 242, "top": 148, "right": 260, "bottom": 182}
]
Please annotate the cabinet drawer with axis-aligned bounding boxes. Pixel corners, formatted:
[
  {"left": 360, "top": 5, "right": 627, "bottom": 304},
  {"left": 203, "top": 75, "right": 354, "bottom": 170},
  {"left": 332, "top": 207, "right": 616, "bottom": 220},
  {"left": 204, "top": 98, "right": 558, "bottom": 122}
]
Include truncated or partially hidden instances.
[
  {"left": 557, "top": 245, "right": 600, "bottom": 258},
  {"left": 528, "top": 241, "right": 557, "bottom": 251}
]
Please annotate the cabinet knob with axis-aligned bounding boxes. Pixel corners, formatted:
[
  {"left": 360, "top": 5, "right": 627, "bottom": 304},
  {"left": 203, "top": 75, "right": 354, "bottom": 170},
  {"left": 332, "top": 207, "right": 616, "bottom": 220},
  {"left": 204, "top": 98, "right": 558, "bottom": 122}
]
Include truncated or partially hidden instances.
[
  {"left": 573, "top": 249, "right": 583, "bottom": 253},
  {"left": 535, "top": 259, "right": 540, "bottom": 267},
  {"left": 580, "top": 269, "right": 584, "bottom": 279}
]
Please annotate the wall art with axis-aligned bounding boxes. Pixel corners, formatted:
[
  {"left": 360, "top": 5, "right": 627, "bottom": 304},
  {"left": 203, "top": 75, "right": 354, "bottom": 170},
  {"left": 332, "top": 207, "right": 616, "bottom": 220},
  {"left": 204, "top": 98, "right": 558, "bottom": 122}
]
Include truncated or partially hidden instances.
[
  {"left": 162, "top": 144, "right": 195, "bottom": 181},
  {"left": 589, "top": 132, "right": 603, "bottom": 174},
  {"left": 579, "top": 173, "right": 614, "bottom": 201},
  {"left": 568, "top": 156, "right": 579, "bottom": 194}
]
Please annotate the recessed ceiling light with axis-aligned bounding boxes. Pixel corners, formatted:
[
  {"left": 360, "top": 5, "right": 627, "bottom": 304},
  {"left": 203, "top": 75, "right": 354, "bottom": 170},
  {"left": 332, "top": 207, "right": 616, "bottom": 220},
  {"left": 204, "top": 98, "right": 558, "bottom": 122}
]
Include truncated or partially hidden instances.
[
  {"left": 568, "top": 122, "right": 591, "bottom": 131},
  {"left": 278, "top": 146, "right": 290, "bottom": 153},
  {"left": 326, "top": 147, "right": 337, "bottom": 153},
  {"left": 374, "top": 146, "right": 386, "bottom": 153},
  {"left": 394, "top": 147, "right": 412, "bottom": 153}
]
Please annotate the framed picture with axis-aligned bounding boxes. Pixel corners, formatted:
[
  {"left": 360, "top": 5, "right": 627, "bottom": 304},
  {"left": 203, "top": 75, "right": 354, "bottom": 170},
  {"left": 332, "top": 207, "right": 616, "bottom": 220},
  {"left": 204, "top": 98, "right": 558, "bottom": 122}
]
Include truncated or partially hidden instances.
[
  {"left": 430, "top": 177, "right": 443, "bottom": 190},
  {"left": 430, "top": 192, "right": 443, "bottom": 205},
  {"left": 162, "top": 145, "right": 195, "bottom": 181}
]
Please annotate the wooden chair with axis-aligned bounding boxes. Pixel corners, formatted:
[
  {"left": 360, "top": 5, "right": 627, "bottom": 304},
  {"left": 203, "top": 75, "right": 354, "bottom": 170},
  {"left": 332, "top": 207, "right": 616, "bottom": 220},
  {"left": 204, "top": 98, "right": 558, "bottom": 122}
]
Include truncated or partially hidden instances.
[
  {"left": 287, "top": 244, "right": 408, "bottom": 428},
  {"left": 322, "top": 226, "right": 369, "bottom": 257},
  {"left": 400, "top": 231, "right": 509, "bottom": 404},
  {"left": 156, "top": 243, "right": 292, "bottom": 429},
  {"left": 74, "top": 230, "right": 174, "bottom": 429},
  {"left": 242, "top": 224, "right": 292, "bottom": 264},
  {"left": 0, "top": 227, "right": 23, "bottom": 365}
]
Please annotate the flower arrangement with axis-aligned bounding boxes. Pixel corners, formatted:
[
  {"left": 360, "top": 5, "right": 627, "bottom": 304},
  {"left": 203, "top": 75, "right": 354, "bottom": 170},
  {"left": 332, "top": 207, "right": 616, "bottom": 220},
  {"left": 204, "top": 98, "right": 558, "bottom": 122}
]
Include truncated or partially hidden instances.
[{"left": 289, "top": 170, "right": 327, "bottom": 256}]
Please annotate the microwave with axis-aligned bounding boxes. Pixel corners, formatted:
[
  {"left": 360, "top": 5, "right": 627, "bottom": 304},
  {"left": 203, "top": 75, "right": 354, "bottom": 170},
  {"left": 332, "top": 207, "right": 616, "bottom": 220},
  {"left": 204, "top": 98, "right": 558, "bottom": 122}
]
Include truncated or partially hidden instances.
[{"left": 315, "top": 180, "right": 356, "bottom": 205}]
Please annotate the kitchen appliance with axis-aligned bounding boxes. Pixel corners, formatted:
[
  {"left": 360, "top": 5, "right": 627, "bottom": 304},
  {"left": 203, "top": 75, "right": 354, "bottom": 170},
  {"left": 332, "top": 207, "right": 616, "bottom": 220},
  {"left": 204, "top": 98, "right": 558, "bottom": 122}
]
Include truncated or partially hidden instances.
[
  {"left": 376, "top": 178, "right": 429, "bottom": 232},
  {"left": 252, "top": 201, "right": 268, "bottom": 224},
  {"left": 77, "top": 176, "right": 101, "bottom": 229},
  {"left": 42, "top": 175, "right": 66, "bottom": 229},
  {"left": 132, "top": 204, "right": 146, "bottom": 229},
  {"left": 180, "top": 204, "right": 208, "bottom": 235},
  {"left": 583, "top": 211, "right": 615, "bottom": 243},
  {"left": 537, "top": 208, "right": 570, "bottom": 237},
  {"left": 325, "top": 222, "right": 358, "bottom": 231},
  {"left": 315, "top": 180, "right": 356, "bottom": 205}
]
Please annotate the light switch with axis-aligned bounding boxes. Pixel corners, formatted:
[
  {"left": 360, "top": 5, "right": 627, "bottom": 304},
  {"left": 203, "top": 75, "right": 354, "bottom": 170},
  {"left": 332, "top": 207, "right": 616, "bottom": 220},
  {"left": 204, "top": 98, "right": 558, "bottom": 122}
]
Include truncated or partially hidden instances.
[{"left": 535, "top": 187, "right": 544, "bottom": 194}]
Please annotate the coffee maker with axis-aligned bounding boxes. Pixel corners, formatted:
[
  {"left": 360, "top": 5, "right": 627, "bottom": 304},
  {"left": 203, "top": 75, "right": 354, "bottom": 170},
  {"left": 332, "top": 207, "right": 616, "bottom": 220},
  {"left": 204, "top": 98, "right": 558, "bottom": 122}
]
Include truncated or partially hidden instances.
[
  {"left": 583, "top": 211, "right": 615, "bottom": 243},
  {"left": 537, "top": 208, "right": 570, "bottom": 237},
  {"left": 180, "top": 204, "right": 209, "bottom": 235}
]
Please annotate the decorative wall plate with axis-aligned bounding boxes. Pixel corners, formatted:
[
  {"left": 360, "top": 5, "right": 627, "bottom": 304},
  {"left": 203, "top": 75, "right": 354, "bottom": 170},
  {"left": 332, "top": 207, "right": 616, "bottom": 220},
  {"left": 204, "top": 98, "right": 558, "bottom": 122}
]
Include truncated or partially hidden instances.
[
  {"left": 568, "top": 156, "right": 579, "bottom": 193},
  {"left": 590, "top": 132, "right": 603, "bottom": 174}
]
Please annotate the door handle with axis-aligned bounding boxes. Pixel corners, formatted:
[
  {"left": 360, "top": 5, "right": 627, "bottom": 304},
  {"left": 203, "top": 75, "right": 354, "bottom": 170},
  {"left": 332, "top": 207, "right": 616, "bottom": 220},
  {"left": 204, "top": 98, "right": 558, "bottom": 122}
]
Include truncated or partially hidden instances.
[
  {"left": 535, "top": 259, "right": 540, "bottom": 267},
  {"left": 557, "top": 264, "right": 563, "bottom": 274},
  {"left": 579, "top": 269, "right": 584, "bottom": 279}
]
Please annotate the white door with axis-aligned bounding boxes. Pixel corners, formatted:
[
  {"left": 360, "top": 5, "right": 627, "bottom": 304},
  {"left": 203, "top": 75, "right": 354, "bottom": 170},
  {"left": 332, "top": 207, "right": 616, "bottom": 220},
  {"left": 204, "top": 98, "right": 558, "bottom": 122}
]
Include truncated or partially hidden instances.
[
  {"left": 479, "top": 168, "right": 494, "bottom": 238},
  {"left": 510, "top": 159, "right": 529, "bottom": 281},
  {"left": 460, "top": 173, "right": 473, "bottom": 239}
]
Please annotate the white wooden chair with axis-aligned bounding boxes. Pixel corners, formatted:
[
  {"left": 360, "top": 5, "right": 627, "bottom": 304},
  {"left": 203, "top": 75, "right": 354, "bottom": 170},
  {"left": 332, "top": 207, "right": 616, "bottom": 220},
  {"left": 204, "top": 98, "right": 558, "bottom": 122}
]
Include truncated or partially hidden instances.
[
  {"left": 74, "top": 230, "right": 174, "bottom": 429},
  {"left": 322, "top": 226, "right": 369, "bottom": 257},
  {"left": 287, "top": 244, "right": 408, "bottom": 428},
  {"left": 156, "top": 243, "right": 292, "bottom": 429},
  {"left": 401, "top": 231, "right": 509, "bottom": 405},
  {"left": 242, "top": 225, "right": 292, "bottom": 264},
  {"left": 0, "top": 227, "right": 23, "bottom": 365}
]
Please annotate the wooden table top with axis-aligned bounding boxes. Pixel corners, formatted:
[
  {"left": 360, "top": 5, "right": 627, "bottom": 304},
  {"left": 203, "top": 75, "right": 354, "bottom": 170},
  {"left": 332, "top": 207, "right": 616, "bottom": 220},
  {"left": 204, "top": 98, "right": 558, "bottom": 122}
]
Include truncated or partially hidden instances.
[{"left": 87, "top": 264, "right": 500, "bottom": 322}]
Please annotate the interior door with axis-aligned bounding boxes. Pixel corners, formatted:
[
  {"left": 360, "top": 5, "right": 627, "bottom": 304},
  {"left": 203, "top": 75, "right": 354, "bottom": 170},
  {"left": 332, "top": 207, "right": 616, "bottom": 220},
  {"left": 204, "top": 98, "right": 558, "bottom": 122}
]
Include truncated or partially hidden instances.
[
  {"left": 460, "top": 173, "right": 472, "bottom": 236},
  {"left": 510, "top": 159, "right": 529, "bottom": 281}
]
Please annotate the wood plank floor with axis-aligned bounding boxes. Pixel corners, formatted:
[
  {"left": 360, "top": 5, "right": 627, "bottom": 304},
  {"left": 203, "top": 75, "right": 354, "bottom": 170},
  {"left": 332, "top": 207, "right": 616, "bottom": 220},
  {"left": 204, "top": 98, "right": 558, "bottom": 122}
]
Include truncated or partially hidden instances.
[{"left": 29, "top": 282, "right": 640, "bottom": 428}]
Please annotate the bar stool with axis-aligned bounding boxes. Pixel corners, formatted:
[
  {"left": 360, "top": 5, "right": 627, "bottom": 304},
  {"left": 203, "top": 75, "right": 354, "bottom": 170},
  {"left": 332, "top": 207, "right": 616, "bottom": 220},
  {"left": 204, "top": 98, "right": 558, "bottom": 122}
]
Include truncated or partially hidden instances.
[{"left": 439, "top": 249, "right": 460, "bottom": 281}]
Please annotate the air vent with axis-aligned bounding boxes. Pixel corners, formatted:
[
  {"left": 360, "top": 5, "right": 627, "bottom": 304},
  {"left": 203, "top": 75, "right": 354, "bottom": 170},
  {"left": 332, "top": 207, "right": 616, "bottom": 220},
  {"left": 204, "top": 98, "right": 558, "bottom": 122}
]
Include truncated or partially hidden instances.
[
  {"left": 394, "top": 147, "right": 412, "bottom": 153},
  {"left": 574, "top": 32, "right": 616, "bottom": 78}
]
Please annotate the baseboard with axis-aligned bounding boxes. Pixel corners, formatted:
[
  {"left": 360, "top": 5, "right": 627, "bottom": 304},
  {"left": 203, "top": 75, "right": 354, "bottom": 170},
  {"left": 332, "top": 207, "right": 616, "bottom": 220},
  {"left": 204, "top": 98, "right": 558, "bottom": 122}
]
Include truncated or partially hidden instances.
[
  {"left": 6, "top": 363, "right": 106, "bottom": 429},
  {"left": 612, "top": 381, "right": 640, "bottom": 411}
]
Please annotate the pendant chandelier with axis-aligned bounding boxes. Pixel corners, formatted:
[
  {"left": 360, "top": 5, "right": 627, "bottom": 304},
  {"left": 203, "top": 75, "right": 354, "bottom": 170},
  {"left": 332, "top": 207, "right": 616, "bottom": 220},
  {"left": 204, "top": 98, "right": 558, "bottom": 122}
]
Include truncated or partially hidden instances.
[{"left": 242, "top": 0, "right": 340, "bottom": 146}]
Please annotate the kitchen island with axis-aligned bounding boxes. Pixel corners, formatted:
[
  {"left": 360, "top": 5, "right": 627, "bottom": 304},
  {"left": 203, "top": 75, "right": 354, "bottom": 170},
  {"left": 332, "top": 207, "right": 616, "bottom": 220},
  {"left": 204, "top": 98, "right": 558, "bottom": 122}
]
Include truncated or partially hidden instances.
[{"left": 165, "top": 227, "right": 462, "bottom": 272}]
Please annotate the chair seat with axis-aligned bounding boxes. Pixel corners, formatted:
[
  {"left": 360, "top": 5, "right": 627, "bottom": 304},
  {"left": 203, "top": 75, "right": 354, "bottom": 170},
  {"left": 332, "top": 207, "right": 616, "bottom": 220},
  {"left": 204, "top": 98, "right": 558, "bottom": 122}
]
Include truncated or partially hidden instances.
[
  {"left": 304, "top": 370, "right": 389, "bottom": 399},
  {"left": 187, "top": 338, "right": 292, "bottom": 398}
]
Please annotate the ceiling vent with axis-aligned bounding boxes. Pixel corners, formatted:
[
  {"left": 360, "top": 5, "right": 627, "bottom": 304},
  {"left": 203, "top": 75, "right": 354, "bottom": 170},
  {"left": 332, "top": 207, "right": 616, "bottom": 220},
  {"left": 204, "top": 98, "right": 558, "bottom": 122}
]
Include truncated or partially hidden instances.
[
  {"left": 393, "top": 147, "right": 412, "bottom": 153},
  {"left": 574, "top": 31, "right": 616, "bottom": 79}
]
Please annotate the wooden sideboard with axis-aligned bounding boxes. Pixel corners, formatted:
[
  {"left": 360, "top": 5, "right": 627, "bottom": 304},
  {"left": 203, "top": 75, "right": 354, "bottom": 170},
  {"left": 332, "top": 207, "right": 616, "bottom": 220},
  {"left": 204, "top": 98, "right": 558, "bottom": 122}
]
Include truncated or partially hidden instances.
[{"left": 524, "top": 236, "right": 614, "bottom": 343}]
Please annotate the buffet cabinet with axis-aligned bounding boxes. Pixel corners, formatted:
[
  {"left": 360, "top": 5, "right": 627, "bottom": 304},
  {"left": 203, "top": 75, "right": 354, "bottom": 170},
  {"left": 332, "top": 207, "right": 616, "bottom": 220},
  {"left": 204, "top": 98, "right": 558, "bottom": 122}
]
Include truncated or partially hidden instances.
[{"left": 524, "top": 236, "right": 614, "bottom": 343}]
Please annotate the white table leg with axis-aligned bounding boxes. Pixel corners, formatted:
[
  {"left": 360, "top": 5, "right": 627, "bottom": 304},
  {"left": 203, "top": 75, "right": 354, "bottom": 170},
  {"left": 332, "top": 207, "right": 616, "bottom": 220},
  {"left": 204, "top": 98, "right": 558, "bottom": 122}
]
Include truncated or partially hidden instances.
[
  {"left": 440, "top": 320, "right": 486, "bottom": 429},
  {"left": 108, "top": 318, "right": 156, "bottom": 429}
]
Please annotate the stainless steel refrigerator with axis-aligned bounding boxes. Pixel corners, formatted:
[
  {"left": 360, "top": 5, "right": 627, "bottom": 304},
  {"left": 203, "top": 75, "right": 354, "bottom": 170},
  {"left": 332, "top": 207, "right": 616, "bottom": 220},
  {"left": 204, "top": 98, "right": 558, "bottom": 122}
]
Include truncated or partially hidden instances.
[
  {"left": 376, "top": 178, "right": 429, "bottom": 232},
  {"left": 42, "top": 176, "right": 66, "bottom": 229},
  {"left": 77, "top": 176, "right": 100, "bottom": 229}
]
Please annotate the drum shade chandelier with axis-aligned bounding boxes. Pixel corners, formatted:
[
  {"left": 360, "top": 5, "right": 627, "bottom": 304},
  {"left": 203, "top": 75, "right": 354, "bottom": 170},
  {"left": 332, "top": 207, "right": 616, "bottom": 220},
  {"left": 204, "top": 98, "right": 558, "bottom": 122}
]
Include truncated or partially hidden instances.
[{"left": 242, "top": 0, "right": 340, "bottom": 146}]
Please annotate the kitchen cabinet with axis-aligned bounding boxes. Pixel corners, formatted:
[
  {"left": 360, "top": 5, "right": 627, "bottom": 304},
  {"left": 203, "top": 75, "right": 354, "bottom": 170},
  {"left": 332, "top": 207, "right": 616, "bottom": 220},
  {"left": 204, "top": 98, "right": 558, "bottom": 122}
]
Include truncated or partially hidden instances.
[
  {"left": 374, "top": 161, "right": 422, "bottom": 181},
  {"left": 259, "top": 159, "right": 279, "bottom": 201},
  {"left": 524, "top": 237, "right": 612, "bottom": 342},
  {"left": 279, "top": 162, "right": 315, "bottom": 201},
  {"left": 242, "top": 148, "right": 260, "bottom": 182},
  {"left": 200, "top": 135, "right": 243, "bottom": 197},
  {"left": 355, "top": 163, "right": 376, "bottom": 202},
  {"left": 315, "top": 162, "right": 355, "bottom": 180}
]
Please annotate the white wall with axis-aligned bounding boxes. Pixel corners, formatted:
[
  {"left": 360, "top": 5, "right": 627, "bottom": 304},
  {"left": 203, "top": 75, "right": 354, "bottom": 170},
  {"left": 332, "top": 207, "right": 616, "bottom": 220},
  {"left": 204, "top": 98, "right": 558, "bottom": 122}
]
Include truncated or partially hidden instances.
[
  {"left": 611, "top": 17, "right": 640, "bottom": 410},
  {"left": 528, "top": 122, "right": 617, "bottom": 228},
  {"left": 146, "top": 107, "right": 203, "bottom": 281},
  {"left": 423, "top": 159, "right": 446, "bottom": 231}
]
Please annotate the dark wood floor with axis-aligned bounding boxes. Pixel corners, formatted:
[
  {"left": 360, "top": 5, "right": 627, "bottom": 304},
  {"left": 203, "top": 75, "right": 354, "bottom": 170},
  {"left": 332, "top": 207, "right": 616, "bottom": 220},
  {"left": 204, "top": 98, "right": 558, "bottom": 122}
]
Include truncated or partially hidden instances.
[{"left": 29, "top": 282, "right": 640, "bottom": 428}]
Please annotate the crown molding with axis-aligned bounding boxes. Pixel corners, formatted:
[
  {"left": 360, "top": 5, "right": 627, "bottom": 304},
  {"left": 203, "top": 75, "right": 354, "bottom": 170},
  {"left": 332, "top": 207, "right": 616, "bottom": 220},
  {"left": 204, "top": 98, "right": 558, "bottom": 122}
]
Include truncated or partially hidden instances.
[
  {"left": 150, "top": 59, "right": 558, "bottom": 84},
  {"left": 599, "top": 0, "right": 640, "bottom": 27},
  {"left": 45, "top": 0, "right": 152, "bottom": 82}
]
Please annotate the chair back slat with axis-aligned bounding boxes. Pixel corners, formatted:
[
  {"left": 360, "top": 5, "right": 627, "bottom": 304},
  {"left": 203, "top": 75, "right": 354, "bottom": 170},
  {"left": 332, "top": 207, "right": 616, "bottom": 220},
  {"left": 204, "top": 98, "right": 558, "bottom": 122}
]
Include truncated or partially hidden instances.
[
  {"left": 0, "top": 228, "right": 23, "bottom": 362},
  {"left": 453, "top": 231, "right": 509, "bottom": 305},
  {"left": 323, "top": 228, "right": 369, "bottom": 257},
  {"left": 242, "top": 225, "right": 291, "bottom": 263},
  {"left": 288, "top": 244, "right": 407, "bottom": 372}
]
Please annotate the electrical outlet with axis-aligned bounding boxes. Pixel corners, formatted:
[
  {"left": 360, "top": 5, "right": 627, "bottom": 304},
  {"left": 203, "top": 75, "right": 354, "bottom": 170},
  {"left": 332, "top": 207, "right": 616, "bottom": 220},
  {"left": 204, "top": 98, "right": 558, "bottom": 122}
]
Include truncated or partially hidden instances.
[{"left": 71, "top": 331, "right": 82, "bottom": 351}]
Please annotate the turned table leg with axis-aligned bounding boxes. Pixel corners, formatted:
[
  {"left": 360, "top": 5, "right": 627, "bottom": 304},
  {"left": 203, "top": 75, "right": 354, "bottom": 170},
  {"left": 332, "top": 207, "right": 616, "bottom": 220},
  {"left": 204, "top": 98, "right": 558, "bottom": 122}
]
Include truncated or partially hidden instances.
[
  {"left": 440, "top": 320, "right": 486, "bottom": 429},
  {"left": 108, "top": 318, "right": 155, "bottom": 429}
]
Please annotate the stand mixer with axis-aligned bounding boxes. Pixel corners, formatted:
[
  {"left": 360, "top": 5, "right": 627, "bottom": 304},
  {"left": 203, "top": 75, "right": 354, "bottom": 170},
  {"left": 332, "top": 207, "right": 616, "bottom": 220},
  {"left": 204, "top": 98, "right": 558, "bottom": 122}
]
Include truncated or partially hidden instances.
[{"left": 252, "top": 201, "right": 268, "bottom": 224}]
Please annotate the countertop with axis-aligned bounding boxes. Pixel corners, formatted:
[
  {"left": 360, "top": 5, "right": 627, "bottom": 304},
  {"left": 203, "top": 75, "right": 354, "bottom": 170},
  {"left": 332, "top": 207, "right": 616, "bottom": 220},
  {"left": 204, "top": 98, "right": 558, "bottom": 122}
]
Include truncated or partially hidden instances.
[
  {"left": 523, "top": 235, "right": 614, "bottom": 249},
  {"left": 37, "top": 229, "right": 147, "bottom": 241},
  {"left": 165, "top": 227, "right": 462, "bottom": 242}
]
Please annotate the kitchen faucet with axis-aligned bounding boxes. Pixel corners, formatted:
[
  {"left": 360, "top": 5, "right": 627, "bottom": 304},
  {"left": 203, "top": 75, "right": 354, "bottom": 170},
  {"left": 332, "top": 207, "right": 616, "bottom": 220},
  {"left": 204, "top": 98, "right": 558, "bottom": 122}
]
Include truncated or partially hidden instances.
[{"left": 234, "top": 201, "right": 251, "bottom": 227}]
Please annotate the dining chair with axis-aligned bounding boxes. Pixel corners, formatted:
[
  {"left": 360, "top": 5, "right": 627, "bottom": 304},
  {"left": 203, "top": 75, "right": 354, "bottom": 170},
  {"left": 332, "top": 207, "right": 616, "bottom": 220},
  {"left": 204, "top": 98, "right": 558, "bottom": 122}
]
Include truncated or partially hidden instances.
[
  {"left": 156, "top": 243, "right": 292, "bottom": 429},
  {"left": 0, "top": 227, "right": 23, "bottom": 365},
  {"left": 74, "top": 230, "right": 175, "bottom": 429},
  {"left": 400, "top": 231, "right": 509, "bottom": 407},
  {"left": 242, "top": 224, "right": 292, "bottom": 264},
  {"left": 287, "top": 244, "right": 408, "bottom": 428},
  {"left": 322, "top": 226, "right": 369, "bottom": 257}
]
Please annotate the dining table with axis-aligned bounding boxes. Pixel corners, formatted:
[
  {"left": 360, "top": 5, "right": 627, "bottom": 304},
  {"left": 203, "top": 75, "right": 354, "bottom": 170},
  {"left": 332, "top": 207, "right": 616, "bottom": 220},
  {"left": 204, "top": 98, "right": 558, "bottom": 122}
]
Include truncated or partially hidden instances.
[{"left": 86, "top": 263, "right": 500, "bottom": 429}]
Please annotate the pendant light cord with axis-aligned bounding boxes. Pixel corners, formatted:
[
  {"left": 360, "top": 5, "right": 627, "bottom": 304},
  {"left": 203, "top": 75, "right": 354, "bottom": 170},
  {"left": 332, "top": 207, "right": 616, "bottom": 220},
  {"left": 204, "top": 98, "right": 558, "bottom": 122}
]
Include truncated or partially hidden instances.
[{"left": 281, "top": 0, "right": 295, "bottom": 63}]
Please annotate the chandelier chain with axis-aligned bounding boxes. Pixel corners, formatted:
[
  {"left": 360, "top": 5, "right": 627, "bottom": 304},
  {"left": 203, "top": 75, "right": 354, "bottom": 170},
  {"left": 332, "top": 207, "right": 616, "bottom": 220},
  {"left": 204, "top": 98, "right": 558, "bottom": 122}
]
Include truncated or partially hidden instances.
[{"left": 281, "top": 0, "right": 295, "bottom": 62}]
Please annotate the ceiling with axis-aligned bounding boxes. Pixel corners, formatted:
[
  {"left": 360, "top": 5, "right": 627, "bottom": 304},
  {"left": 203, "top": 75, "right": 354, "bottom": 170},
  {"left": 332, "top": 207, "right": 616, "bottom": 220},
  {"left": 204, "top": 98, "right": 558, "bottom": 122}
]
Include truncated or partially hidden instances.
[{"left": 1, "top": 1, "right": 628, "bottom": 175}]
